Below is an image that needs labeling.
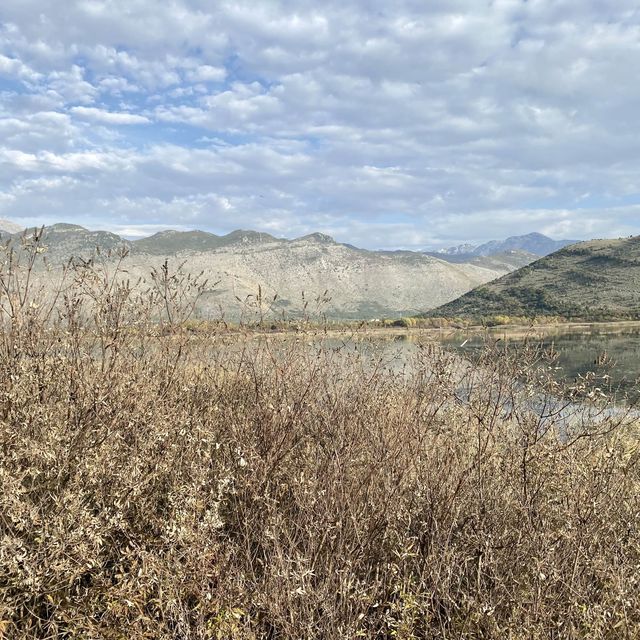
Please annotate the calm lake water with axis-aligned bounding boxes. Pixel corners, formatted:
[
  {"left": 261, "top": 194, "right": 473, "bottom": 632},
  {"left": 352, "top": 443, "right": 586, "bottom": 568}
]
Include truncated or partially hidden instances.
[
  {"left": 438, "top": 325, "right": 640, "bottom": 403},
  {"left": 238, "top": 324, "right": 640, "bottom": 405}
]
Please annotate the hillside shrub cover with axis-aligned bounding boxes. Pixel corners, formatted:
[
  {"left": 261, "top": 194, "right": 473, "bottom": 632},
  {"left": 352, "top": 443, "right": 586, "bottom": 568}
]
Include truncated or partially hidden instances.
[{"left": 1, "top": 236, "right": 640, "bottom": 638}]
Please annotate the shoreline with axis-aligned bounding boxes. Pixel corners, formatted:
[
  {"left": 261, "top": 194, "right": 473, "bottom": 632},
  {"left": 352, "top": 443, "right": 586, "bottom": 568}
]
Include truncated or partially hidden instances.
[{"left": 207, "top": 319, "right": 640, "bottom": 341}]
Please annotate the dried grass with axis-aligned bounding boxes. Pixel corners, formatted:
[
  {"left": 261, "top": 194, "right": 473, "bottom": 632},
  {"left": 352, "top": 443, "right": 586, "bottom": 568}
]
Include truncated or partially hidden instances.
[{"left": 1, "top": 236, "right": 639, "bottom": 638}]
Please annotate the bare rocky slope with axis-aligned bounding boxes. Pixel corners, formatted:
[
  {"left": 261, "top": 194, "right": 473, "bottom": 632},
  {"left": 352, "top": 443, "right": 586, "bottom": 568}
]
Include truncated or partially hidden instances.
[{"left": 6, "top": 224, "right": 535, "bottom": 320}]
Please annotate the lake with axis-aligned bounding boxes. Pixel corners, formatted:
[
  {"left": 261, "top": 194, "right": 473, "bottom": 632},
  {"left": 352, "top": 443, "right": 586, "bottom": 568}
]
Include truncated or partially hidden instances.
[
  {"left": 437, "top": 324, "right": 640, "bottom": 404},
  {"left": 218, "top": 323, "right": 640, "bottom": 405}
]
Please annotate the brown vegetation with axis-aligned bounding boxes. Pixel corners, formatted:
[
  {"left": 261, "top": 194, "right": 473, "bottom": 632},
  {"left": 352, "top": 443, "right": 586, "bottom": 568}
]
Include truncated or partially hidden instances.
[{"left": 1, "top": 236, "right": 639, "bottom": 638}]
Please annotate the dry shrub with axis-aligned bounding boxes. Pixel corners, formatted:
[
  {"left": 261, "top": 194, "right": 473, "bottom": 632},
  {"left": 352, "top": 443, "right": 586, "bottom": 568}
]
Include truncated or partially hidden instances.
[{"left": 0, "top": 238, "right": 639, "bottom": 638}]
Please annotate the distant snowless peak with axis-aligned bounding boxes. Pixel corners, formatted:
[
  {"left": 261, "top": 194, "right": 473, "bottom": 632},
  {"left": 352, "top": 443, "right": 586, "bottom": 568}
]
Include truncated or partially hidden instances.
[
  {"left": 437, "top": 232, "right": 576, "bottom": 258},
  {"left": 0, "top": 218, "right": 24, "bottom": 234},
  {"left": 0, "top": 220, "right": 577, "bottom": 256}
]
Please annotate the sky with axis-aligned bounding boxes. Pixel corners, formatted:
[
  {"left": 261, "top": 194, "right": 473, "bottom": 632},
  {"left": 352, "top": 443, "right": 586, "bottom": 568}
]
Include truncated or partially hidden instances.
[{"left": 1, "top": 1, "right": 640, "bottom": 250}]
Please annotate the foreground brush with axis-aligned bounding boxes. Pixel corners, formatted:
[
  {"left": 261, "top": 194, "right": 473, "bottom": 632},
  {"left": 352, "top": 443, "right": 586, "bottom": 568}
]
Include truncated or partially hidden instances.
[{"left": 1, "top": 236, "right": 639, "bottom": 638}]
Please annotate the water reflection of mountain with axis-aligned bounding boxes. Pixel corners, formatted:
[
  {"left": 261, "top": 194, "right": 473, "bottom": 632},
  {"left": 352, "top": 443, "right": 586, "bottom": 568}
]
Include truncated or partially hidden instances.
[{"left": 440, "top": 328, "right": 640, "bottom": 404}]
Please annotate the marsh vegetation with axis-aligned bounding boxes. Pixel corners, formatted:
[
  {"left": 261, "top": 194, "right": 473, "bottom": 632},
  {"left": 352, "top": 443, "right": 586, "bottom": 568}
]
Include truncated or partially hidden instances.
[{"left": 1, "top": 238, "right": 639, "bottom": 638}]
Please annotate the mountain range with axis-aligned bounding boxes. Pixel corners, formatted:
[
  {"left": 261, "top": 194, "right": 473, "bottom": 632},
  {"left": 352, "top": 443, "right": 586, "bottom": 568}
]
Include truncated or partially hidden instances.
[
  {"left": 4, "top": 221, "right": 636, "bottom": 323},
  {"left": 436, "top": 232, "right": 575, "bottom": 258},
  {"left": 3, "top": 223, "right": 541, "bottom": 320}
]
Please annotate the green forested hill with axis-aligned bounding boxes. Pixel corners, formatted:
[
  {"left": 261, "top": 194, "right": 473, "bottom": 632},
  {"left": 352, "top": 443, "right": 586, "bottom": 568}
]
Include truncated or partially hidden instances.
[{"left": 428, "top": 236, "right": 640, "bottom": 321}]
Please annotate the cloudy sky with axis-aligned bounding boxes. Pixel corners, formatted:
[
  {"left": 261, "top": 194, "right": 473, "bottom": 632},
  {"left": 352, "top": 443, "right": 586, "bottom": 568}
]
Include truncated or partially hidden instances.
[{"left": 1, "top": 1, "right": 640, "bottom": 249}]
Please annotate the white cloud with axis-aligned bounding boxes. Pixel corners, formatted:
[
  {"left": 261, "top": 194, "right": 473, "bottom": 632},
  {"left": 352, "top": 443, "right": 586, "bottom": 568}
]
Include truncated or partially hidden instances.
[
  {"left": 46, "top": 65, "right": 97, "bottom": 104},
  {"left": 0, "top": 52, "right": 41, "bottom": 80},
  {"left": 0, "top": 110, "right": 80, "bottom": 153},
  {"left": 186, "top": 64, "right": 226, "bottom": 83},
  {"left": 0, "top": 1, "right": 640, "bottom": 247},
  {"left": 70, "top": 106, "right": 150, "bottom": 125}
]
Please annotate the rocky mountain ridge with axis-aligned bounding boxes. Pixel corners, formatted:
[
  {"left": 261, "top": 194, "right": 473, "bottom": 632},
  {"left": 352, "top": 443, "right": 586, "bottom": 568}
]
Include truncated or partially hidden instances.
[
  {"left": 3, "top": 223, "right": 538, "bottom": 320},
  {"left": 437, "top": 232, "right": 575, "bottom": 258}
]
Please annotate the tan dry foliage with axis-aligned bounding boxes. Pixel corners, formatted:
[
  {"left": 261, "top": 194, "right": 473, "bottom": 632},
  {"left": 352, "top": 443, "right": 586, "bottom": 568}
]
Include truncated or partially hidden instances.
[{"left": 0, "top": 233, "right": 639, "bottom": 638}]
